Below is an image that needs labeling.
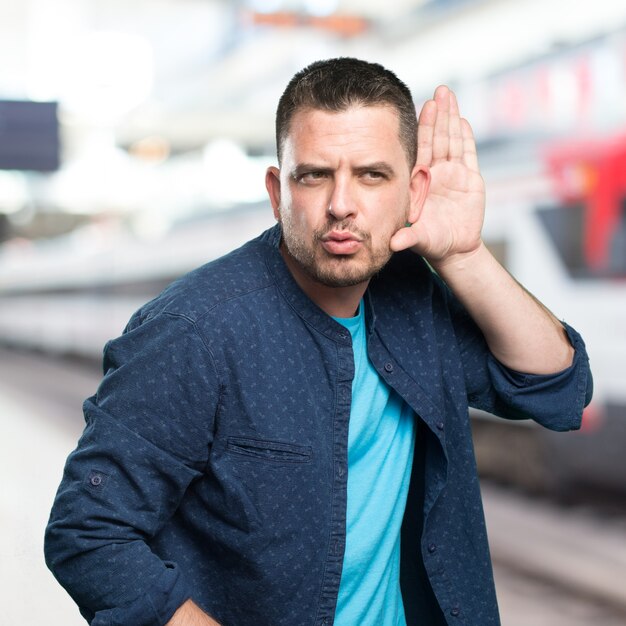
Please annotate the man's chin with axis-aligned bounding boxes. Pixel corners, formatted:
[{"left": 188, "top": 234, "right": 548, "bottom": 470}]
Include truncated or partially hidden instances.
[
  {"left": 315, "top": 274, "right": 370, "bottom": 288},
  {"left": 282, "top": 239, "right": 392, "bottom": 289},
  {"left": 310, "top": 256, "right": 390, "bottom": 288}
]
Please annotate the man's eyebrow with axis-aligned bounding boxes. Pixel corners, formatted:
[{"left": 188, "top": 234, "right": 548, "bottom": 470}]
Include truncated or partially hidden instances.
[
  {"left": 290, "top": 162, "right": 397, "bottom": 179},
  {"left": 353, "top": 162, "right": 396, "bottom": 176},
  {"left": 290, "top": 163, "right": 332, "bottom": 179}
]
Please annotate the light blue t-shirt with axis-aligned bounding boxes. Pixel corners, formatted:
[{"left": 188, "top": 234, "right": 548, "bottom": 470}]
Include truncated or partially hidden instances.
[{"left": 333, "top": 302, "right": 416, "bottom": 626}]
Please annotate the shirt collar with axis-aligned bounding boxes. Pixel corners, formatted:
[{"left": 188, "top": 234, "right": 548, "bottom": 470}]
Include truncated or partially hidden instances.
[{"left": 260, "top": 224, "right": 373, "bottom": 345}]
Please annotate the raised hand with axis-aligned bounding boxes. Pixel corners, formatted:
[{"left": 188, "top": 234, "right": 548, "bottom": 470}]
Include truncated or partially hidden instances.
[{"left": 390, "top": 85, "right": 486, "bottom": 266}]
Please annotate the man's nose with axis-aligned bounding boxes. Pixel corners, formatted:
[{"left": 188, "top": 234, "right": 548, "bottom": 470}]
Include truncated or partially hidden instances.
[{"left": 328, "top": 178, "right": 357, "bottom": 220}]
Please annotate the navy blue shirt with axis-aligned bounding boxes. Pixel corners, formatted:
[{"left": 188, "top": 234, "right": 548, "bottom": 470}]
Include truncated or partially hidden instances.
[{"left": 45, "top": 225, "right": 592, "bottom": 626}]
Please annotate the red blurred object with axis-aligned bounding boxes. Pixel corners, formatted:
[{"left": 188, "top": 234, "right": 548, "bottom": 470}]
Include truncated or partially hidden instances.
[
  {"left": 243, "top": 10, "right": 369, "bottom": 37},
  {"left": 544, "top": 133, "right": 626, "bottom": 271},
  {"left": 579, "top": 401, "right": 604, "bottom": 432}
]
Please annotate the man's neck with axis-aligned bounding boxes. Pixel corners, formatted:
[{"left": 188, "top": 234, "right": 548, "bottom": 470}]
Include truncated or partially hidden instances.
[{"left": 280, "top": 247, "right": 367, "bottom": 318}]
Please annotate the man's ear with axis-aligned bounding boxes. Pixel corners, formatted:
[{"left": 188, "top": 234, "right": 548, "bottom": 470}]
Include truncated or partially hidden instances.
[
  {"left": 407, "top": 164, "right": 430, "bottom": 224},
  {"left": 265, "top": 166, "right": 281, "bottom": 221}
]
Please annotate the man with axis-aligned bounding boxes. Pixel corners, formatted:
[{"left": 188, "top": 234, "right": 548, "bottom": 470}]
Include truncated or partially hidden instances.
[{"left": 45, "top": 58, "right": 592, "bottom": 626}]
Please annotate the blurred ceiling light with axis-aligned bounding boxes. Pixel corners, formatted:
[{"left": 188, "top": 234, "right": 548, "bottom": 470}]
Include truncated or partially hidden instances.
[
  {"left": 202, "top": 138, "right": 269, "bottom": 205},
  {"left": 249, "top": 0, "right": 339, "bottom": 14},
  {"left": 0, "top": 172, "right": 29, "bottom": 215},
  {"left": 46, "top": 129, "right": 150, "bottom": 215},
  {"left": 25, "top": 0, "right": 86, "bottom": 102},
  {"left": 129, "top": 136, "right": 171, "bottom": 164},
  {"left": 60, "top": 30, "right": 154, "bottom": 124}
]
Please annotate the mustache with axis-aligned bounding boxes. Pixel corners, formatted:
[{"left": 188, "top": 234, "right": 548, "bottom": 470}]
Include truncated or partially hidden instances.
[{"left": 314, "top": 218, "right": 370, "bottom": 243}]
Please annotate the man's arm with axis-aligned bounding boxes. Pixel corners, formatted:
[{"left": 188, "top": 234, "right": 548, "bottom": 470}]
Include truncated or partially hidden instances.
[
  {"left": 44, "top": 313, "right": 219, "bottom": 624},
  {"left": 391, "top": 85, "right": 573, "bottom": 375},
  {"left": 431, "top": 242, "right": 573, "bottom": 374}
]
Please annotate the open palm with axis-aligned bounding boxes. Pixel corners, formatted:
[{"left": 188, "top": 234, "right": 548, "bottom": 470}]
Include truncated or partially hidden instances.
[{"left": 390, "top": 86, "right": 486, "bottom": 265}]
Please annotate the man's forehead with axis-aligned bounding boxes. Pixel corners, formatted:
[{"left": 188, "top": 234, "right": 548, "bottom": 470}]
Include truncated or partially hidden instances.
[
  {"left": 283, "top": 104, "right": 403, "bottom": 154},
  {"left": 288, "top": 103, "right": 400, "bottom": 130}
]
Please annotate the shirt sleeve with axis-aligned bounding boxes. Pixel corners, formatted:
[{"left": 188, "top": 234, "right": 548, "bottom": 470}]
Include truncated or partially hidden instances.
[
  {"left": 44, "top": 310, "right": 220, "bottom": 625},
  {"left": 484, "top": 322, "right": 593, "bottom": 430},
  {"left": 437, "top": 276, "right": 593, "bottom": 431}
]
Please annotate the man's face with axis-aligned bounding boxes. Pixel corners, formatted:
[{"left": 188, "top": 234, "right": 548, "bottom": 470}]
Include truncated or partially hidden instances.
[{"left": 266, "top": 105, "right": 427, "bottom": 289}]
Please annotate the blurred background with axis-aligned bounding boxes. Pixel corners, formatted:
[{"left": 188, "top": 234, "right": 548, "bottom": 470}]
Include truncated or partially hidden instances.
[{"left": 1, "top": 0, "right": 626, "bottom": 624}]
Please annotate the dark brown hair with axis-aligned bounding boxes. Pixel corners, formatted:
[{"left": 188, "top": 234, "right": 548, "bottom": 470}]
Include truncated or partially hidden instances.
[{"left": 275, "top": 57, "right": 417, "bottom": 167}]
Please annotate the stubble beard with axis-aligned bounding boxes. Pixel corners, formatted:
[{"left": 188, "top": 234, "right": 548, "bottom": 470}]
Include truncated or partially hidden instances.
[{"left": 280, "top": 215, "right": 403, "bottom": 288}]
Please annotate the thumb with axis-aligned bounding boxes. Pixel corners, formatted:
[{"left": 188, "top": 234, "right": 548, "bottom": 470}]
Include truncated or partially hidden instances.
[{"left": 390, "top": 224, "right": 426, "bottom": 252}]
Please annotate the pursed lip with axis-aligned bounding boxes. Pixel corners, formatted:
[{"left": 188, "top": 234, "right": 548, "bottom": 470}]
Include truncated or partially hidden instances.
[{"left": 320, "top": 230, "right": 363, "bottom": 255}]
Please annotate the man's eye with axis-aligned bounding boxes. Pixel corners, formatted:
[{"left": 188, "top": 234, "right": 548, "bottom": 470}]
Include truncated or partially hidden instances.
[
  {"left": 298, "top": 171, "right": 327, "bottom": 183},
  {"left": 362, "top": 171, "right": 386, "bottom": 181}
]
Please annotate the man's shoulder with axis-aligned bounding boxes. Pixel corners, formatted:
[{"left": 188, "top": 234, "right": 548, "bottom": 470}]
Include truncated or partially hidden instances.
[{"left": 136, "top": 228, "right": 278, "bottom": 324}]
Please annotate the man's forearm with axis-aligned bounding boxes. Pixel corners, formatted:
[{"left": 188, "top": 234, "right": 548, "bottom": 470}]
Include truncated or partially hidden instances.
[
  {"left": 433, "top": 242, "right": 574, "bottom": 375},
  {"left": 167, "top": 599, "right": 221, "bottom": 626}
]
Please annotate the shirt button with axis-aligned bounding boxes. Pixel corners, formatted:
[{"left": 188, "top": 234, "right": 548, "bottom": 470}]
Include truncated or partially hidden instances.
[
  {"left": 90, "top": 474, "right": 102, "bottom": 487},
  {"left": 428, "top": 543, "right": 437, "bottom": 554},
  {"left": 451, "top": 606, "right": 461, "bottom": 617},
  {"left": 436, "top": 421, "right": 444, "bottom": 431},
  {"left": 384, "top": 362, "right": 394, "bottom": 373}
]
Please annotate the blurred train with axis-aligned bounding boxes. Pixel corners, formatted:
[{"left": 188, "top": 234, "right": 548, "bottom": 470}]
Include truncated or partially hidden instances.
[
  {"left": 2, "top": 28, "right": 626, "bottom": 496},
  {"left": 1, "top": 139, "right": 625, "bottom": 496},
  {"left": 454, "top": 26, "right": 626, "bottom": 496},
  {"left": 471, "top": 134, "right": 626, "bottom": 496}
]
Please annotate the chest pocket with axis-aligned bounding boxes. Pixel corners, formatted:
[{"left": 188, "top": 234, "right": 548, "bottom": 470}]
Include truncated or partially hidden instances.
[{"left": 226, "top": 436, "right": 312, "bottom": 463}]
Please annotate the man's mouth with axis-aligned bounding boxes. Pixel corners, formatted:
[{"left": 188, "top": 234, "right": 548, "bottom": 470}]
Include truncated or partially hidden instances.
[{"left": 320, "top": 230, "right": 363, "bottom": 255}]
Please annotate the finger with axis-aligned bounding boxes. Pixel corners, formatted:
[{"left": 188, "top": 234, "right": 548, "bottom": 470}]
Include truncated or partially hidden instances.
[
  {"left": 461, "top": 118, "right": 479, "bottom": 172},
  {"left": 448, "top": 91, "right": 463, "bottom": 161},
  {"left": 416, "top": 99, "right": 436, "bottom": 167},
  {"left": 432, "top": 85, "right": 450, "bottom": 163}
]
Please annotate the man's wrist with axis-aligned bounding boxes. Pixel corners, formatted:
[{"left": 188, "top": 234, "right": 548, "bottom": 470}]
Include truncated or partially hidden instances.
[
  {"left": 428, "top": 240, "right": 487, "bottom": 277},
  {"left": 166, "top": 599, "right": 221, "bottom": 626}
]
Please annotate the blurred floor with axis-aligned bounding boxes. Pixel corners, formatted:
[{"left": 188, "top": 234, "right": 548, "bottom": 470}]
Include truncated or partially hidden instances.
[
  {"left": 1, "top": 347, "right": 625, "bottom": 625},
  {"left": 1, "top": 365, "right": 86, "bottom": 625},
  {"left": 495, "top": 567, "right": 626, "bottom": 626}
]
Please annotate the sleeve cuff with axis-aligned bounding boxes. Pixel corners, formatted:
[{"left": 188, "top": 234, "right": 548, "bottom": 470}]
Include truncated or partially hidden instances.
[
  {"left": 486, "top": 322, "right": 593, "bottom": 431},
  {"left": 91, "top": 561, "right": 191, "bottom": 626}
]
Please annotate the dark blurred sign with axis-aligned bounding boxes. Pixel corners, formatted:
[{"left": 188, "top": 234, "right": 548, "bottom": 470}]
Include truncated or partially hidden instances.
[{"left": 0, "top": 100, "right": 60, "bottom": 172}]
